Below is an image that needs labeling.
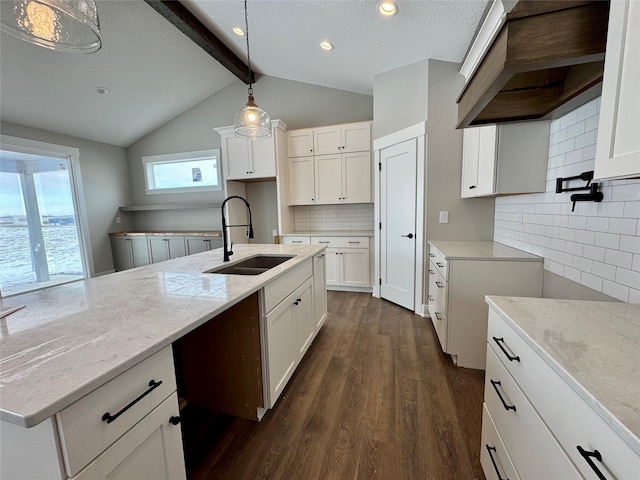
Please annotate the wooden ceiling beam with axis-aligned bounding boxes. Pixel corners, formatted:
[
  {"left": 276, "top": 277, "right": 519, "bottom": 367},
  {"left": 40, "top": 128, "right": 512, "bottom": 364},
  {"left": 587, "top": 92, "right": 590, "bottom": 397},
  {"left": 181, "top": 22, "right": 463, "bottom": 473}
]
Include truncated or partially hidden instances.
[{"left": 144, "top": 0, "right": 253, "bottom": 84}]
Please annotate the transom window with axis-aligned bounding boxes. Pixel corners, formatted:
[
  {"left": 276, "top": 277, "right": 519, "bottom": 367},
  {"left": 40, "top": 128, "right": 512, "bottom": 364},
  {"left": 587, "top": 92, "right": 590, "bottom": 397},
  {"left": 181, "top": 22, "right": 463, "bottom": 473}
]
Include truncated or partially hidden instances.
[{"left": 142, "top": 149, "right": 222, "bottom": 194}]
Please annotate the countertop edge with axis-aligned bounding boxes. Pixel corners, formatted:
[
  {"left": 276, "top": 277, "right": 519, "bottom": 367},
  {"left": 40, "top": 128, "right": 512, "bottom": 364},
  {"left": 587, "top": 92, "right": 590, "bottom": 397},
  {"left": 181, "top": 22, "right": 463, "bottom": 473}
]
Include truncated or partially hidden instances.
[{"left": 485, "top": 295, "right": 640, "bottom": 456}]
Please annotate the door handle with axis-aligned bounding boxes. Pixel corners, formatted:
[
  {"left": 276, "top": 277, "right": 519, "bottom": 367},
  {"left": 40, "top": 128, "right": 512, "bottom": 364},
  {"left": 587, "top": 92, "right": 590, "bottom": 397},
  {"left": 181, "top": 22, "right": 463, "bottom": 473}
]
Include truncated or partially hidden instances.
[{"left": 401, "top": 233, "right": 414, "bottom": 239}]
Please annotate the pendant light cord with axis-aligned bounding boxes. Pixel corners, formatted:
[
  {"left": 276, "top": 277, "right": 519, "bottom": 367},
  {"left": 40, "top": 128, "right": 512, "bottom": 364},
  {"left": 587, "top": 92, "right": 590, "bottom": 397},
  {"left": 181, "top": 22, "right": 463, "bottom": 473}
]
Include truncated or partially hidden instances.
[{"left": 244, "top": 0, "right": 253, "bottom": 95}]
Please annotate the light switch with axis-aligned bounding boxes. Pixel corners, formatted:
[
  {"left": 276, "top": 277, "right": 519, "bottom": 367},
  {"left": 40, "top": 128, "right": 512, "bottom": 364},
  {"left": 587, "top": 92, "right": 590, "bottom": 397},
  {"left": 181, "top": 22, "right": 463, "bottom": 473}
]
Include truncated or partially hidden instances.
[{"left": 439, "top": 211, "right": 448, "bottom": 223}]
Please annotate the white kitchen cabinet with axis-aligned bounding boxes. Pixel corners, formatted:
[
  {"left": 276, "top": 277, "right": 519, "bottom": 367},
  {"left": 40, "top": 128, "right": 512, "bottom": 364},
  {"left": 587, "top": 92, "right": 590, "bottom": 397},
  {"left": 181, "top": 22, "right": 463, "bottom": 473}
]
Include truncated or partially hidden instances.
[
  {"left": 427, "top": 241, "right": 543, "bottom": 370},
  {"left": 287, "top": 156, "right": 315, "bottom": 205},
  {"left": 325, "top": 247, "right": 370, "bottom": 289},
  {"left": 313, "top": 122, "right": 371, "bottom": 155},
  {"left": 185, "top": 235, "right": 222, "bottom": 255},
  {"left": 148, "top": 235, "right": 186, "bottom": 263},
  {"left": 111, "top": 235, "right": 150, "bottom": 271},
  {"left": 280, "top": 235, "right": 311, "bottom": 245},
  {"left": 287, "top": 128, "right": 314, "bottom": 158},
  {"left": 315, "top": 151, "right": 372, "bottom": 204},
  {"left": 594, "top": 0, "right": 640, "bottom": 180},
  {"left": 461, "top": 121, "right": 550, "bottom": 198},
  {"left": 313, "top": 252, "right": 328, "bottom": 331},
  {"left": 483, "top": 304, "right": 640, "bottom": 480},
  {"left": 215, "top": 121, "right": 286, "bottom": 181},
  {"left": 72, "top": 394, "right": 185, "bottom": 480}
]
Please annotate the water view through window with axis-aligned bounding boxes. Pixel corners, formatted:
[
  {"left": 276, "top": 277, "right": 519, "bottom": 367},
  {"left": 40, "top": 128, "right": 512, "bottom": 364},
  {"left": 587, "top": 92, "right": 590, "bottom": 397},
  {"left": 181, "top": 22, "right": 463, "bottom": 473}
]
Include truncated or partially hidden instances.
[{"left": 0, "top": 149, "right": 85, "bottom": 296}]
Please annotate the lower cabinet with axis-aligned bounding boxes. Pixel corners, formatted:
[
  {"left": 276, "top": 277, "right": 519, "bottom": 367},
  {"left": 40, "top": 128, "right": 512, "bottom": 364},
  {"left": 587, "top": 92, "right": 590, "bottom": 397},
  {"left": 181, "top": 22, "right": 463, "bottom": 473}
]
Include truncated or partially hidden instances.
[
  {"left": 148, "top": 236, "right": 186, "bottom": 263},
  {"left": 111, "top": 236, "right": 151, "bottom": 271},
  {"left": 185, "top": 236, "right": 222, "bottom": 255},
  {"left": 325, "top": 248, "right": 370, "bottom": 288},
  {"left": 313, "top": 252, "right": 328, "bottom": 330}
]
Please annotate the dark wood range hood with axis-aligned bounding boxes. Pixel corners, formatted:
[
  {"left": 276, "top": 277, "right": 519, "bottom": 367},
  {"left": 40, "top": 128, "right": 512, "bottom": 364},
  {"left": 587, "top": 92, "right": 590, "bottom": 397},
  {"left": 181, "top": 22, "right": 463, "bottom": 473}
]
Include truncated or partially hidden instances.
[{"left": 457, "top": 1, "right": 610, "bottom": 129}]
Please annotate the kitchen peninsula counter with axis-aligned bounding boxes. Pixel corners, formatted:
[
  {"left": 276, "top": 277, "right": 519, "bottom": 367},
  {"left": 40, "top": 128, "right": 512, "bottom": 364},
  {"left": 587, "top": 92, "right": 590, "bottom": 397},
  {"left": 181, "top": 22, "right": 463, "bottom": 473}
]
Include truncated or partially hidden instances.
[{"left": 0, "top": 244, "right": 323, "bottom": 428}]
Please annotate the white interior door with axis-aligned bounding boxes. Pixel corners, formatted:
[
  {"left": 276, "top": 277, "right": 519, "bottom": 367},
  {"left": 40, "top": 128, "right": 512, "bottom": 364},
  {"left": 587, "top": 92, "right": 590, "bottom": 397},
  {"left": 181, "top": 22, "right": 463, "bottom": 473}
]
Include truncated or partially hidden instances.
[{"left": 380, "top": 139, "right": 417, "bottom": 310}]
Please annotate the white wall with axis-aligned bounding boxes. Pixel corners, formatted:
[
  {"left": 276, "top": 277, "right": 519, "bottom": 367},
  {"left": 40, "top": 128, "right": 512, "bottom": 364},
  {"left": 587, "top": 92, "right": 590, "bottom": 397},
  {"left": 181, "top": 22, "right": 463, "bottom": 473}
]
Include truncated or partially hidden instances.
[
  {"left": 494, "top": 98, "right": 640, "bottom": 303},
  {"left": 0, "top": 121, "right": 131, "bottom": 275},
  {"left": 294, "top": 204, "right": 374, "bottom": 231}
]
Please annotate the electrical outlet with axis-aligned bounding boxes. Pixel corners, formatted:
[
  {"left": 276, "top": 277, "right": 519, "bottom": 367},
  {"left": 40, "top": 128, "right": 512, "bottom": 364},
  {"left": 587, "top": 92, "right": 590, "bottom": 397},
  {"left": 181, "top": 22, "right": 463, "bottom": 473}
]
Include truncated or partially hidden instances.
[
  {"left": 439, "top": 211, "right": 449, "bottom": 223},
  {"left": 272, "top": 229, "right": 277, "bottom": 236},
  {"left": 115, "top": 216, "right": 121, "bottom": 224}
]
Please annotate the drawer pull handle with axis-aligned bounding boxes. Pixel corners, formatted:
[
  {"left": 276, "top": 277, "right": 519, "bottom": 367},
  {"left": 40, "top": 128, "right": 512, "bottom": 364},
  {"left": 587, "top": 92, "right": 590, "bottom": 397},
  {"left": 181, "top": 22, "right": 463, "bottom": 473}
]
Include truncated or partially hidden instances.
[
  {"left": 434, "top": 312, "right": 442, "bottom": 321},
  {"left": 436, "top": 262, "right": 445, "bottom": 268},
  {"left": 101, "top": 379, "right": 163, "bottom": 424},
  {"left": 492, "top": 337, "right": 521, "bottom": 362},
  {"left": 428, "top": 295, "right": 435, "bottom": 302},
  {"left": 319, "top": 241, "right": 330, "bottom": 244},
  {"left": 485, "top": 445, "right": 508, "bottom": 480},
  {"left": 428, "top": 269, "right": 435, "bottom": 275},
  {"left": 429, "top": 253, "right": 435, "bottom": 258},
  {"left": 348, "top": 241, "right": 360, "bottom": 244},
  {"left": 577, "top": 446, "right": 607, "bottom": 480},
  {"left": 490, "top": 379, "right": 516, "bottom": 412},
  {"left": 435, "top": 281, "right": 445, "bottom": 288},
  {"left": 292, "top": 241, "right": 302, "bottom": 243}
]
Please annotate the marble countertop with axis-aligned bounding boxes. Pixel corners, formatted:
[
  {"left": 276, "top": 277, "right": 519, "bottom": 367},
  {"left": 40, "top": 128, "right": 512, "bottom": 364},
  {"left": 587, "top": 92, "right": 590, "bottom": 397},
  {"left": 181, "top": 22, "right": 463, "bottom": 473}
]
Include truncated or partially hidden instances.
[
  {"left": 0, "top": 244, "right": 323, "bottom": 428},
  {"left": 486, "top": 296, "right": 640, "bottom": 454},
  {"left": 429, "top": 240, "right": 542, "bottom": 261},
  {"left": 282, "top": 231, "right": 374, "bottom": 237},
  {"left": 109, "top": 231, "right": 222, "bottom": 236}
]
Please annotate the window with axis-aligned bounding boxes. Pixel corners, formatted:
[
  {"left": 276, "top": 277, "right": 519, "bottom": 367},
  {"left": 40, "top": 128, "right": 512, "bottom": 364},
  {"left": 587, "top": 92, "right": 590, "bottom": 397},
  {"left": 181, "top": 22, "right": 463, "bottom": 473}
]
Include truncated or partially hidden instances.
[
  {"left": 0, "top": 138, "right": 88, "bottom": 297},
  {"left": 142, "top": 149, "right": 222, "bottom": 194}
]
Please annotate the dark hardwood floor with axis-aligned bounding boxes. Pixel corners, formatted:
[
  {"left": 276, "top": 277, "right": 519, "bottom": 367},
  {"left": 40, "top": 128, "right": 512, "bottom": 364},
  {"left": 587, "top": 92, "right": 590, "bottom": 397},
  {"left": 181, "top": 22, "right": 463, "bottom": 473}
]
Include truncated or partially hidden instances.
[{"left": 184, "top": 291, "right": 486, "bottom": 480}]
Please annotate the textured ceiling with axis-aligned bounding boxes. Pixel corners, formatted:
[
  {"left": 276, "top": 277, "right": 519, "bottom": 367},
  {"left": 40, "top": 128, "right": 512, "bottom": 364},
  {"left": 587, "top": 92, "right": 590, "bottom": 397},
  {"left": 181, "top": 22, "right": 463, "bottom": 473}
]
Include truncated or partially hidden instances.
[{"left": 0, "top": 0, "right": 490, "bottom": 147}]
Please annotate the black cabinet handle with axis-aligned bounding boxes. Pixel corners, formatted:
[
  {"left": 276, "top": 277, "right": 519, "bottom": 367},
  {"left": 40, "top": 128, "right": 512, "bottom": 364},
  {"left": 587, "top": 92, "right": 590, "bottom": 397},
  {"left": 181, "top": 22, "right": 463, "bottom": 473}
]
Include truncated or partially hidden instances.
[
  {"left": 490, "top": 379, "right": 516, "bottom": 412},
  {"left": 429, "top": 253, "right": 435, "bottom": 258},
  {"left": 401, "top": 233, "right": 414, "bottom": 239},
  {"left": 102, "top": 380, "right": 163, "bottom": 424},
  {"left": 434, "top": 312, "right": 442, "bottom": 321},
  {"left": 429, "top": 269, "right": 435, "bottom": 274},
  {"left": 492, "top": 337, "right": 520, "bottom": 362},
  {"left": 486, "top": 445, "right": 508, "bottom": 480},
  {"left": 470, "top": 185, "right": 476, "bottom": 189},
  {"left": 428, "top": 295, "right": 435, "bottom": 302},
  {"left": 577, "top": 446, "right": 607, "bottom": 480},
  {"left": 436, "top": 262, "right": 445, "bottom": 268},
  {"left": 435, "top": 281, "right": 445, "bottom": 288},
  {"left": 170, "top": 416, "right": 181, "bottom": 425}
]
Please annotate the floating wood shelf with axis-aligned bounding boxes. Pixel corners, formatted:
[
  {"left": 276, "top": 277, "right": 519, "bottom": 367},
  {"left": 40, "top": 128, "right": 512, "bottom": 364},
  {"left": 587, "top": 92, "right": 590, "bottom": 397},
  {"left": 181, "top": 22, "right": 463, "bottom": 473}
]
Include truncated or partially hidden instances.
[
  {"left": 457, "top": 1, "right": 610, "bottom": 128},
  {"left": 119, "top": 203, "right": 220, "bottom": 212}
]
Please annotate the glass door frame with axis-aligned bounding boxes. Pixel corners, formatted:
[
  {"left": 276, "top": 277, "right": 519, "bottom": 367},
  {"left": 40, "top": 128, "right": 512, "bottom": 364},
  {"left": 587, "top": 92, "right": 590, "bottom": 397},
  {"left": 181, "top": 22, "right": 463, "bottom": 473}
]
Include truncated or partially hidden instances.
[{"left": 0, "top": 134, "right": 94, "bottom": 296}]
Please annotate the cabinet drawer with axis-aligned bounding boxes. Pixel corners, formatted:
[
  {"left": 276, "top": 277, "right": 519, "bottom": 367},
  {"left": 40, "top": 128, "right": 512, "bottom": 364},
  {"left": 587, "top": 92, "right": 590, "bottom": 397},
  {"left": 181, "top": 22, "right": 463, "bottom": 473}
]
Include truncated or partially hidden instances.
[
  {"left": 263, "top": 260, "right": 313, "bottom": 313},
  {"left": 488, "top": 308, "right": 640, "bottom": 479},
  {"left": 427, "top": 303, "right": 447, "bottom": 352},
  {"left": 312, "top": 236, "right": 370, "bottom": 249},
  {"left": 57, "top": 346, "right": 177, "bottom": 477},
  {"left": 481, "top": 404, "right": 519, "bottom": 480},
  {"left": 428, "top": 263, "right": 447, "bottom": 315},
  {"left": 280, "top": 236, "right": 311, "bottom": 245},
  {"left": 485, "top": 347, "right": 581, "bottom": 479},
  {"left": 428, "top": 246, "right": 447, "bottom": 280}
]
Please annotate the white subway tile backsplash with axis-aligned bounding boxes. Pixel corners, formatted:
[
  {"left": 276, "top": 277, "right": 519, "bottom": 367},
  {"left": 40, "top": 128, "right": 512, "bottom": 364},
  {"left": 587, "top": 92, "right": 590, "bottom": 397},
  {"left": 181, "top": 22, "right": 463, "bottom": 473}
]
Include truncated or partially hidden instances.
[
  {"left": 294, "top": 204, "right": 374, "bottom": 231},
  {"left": 493, "top": 97, "right": 639, "bottom": 303}
]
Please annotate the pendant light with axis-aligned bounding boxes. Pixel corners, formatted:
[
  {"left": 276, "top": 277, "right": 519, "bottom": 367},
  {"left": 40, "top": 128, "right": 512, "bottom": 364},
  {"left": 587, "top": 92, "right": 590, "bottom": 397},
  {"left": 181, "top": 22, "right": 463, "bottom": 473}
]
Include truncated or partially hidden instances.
[
  {"left": 233, "top": 0, "right": 272, "bottom": 139},
  {"left": 0, "top": 0, "right": 101, "bottom": 53}
]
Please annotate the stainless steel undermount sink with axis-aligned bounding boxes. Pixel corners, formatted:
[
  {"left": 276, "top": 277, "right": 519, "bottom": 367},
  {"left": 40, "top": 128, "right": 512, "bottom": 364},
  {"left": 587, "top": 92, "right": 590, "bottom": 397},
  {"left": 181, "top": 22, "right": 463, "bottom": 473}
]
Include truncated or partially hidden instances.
[{"left": 205, "top": 255, "right": 295, "bottom": 276}]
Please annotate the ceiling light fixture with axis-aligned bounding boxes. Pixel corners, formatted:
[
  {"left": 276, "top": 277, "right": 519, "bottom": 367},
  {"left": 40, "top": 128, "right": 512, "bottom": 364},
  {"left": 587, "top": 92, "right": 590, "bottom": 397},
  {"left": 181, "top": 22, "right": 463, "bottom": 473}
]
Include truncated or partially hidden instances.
[
  {"left": 233, "top": 0, "right": 271, "bottom": 139},
  {"left": 0, "top": 0, "right": 102, "bottom": 53},
  {"left": 232, "top": 26, "right": 244, "bottom": 36},
  {"left": 319, "top": 40, "right": 333, "bottom": 51},
  {"left": 378, "top": 1, "right": 398, "bottom": 17}
]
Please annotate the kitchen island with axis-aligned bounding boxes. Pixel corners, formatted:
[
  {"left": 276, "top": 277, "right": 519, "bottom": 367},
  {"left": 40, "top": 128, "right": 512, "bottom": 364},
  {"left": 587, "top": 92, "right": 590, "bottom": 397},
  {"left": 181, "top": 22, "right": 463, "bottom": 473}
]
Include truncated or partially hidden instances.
[{"left": 0, "top": 243, "right": 326, "bottom": 479}]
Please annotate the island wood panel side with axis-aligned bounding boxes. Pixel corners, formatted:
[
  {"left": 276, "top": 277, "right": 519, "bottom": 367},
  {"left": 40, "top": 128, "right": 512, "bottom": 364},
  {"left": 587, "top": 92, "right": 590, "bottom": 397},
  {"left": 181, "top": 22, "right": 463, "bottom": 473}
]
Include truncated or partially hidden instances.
[{"left": 175, "top": 293, "right": 263, "bottom": 421}]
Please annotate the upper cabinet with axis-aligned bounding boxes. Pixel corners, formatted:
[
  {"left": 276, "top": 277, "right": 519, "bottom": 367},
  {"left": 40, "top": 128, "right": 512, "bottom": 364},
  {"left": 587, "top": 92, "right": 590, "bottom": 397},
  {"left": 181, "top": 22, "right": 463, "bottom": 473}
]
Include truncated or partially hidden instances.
[
  {"left": 215, "top": 120, "right": 286, "bottom": 181},
  {"left": 461, "top": 121, "right": 550, "bottom": 198},
  {"left": 287, "top": 121, "right": 372, "bottom": 206},
  {"left": 594, "top": 0, "right": 640, "bottom": 181},
  {"left": 313, "top": 123, "right": 371, "bottom": 155}
]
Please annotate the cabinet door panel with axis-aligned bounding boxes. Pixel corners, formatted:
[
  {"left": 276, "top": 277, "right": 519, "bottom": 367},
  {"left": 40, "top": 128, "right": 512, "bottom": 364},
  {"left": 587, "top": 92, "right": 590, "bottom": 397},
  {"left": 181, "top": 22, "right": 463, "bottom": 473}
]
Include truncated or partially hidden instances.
[
  {"left": 293, "top": 280, "right": 314, "bottom": 362},
  {"left": 167, "top": 236, "right": 186, "bottom": 258},
  {"left": 148, "top": 237, "right": 170, "bottom": 263},
  {"left": 342, "top": 123, "right": 371, "bottom": 153},
  {"left": 313, "top": 253, "right": 327, "bottom": 330},
  {"left": 130, "top": 237, "right": 151, "bottom": 268},
  {"left": 251, "top": 137, "right": 277, "bottom": 177},
  {"left": 315, "top": 154, "right": 342, "bottom": 204},
  {"left": 342, "top": 151, "right": 371, "bottom": 203},
  {"left": 461, "top": 128, "right": 480, "bottom": 197},
  {"left": 265, "top": 300, "right": 296, "bottom": 406},
  {"left": 185, "top": 237, "right": 209, "bottom": 255},
  {"left": 324, "top": 249, "right": 340, "bottom": 286},
  {"left": 224, "top": 136, "right": 251, "bottom": 179},
  {"left": 287, "top": 129, "right": 314, "bottom": 157},
  {"left": 341, "top": 248, "right": 370, "bottom": 287},
  {"left": 72, "top": 394, "right": 185, "bottom": 480},
  {"left": 287, "top": 157, "right": 315, "bottom": 205},
  {"left": 111, "top": 237, "right": 134, "bottom": 271},
  {"left": 475, "top": 125, "right": 497, "bottom": 196},
  {"left": 314, "top": 126, "right": 342, "bottom": 155}
]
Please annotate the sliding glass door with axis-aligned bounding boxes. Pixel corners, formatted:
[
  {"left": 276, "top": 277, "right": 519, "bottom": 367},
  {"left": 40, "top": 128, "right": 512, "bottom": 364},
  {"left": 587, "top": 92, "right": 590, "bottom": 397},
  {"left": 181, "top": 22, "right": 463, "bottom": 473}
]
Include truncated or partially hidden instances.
[{"left": 0, "top": 148, "right": 86, "bottom": 296}]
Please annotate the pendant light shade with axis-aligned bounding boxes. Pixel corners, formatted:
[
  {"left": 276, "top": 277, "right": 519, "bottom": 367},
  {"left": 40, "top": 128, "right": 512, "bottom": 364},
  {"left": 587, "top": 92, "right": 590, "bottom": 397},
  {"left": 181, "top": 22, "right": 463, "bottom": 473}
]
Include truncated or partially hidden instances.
[
  {"left": 233, "top": 0, "right": 272, "bottom": 139},
  {"left": 0, "top": 0, "right": 101, "bottom": 53}
]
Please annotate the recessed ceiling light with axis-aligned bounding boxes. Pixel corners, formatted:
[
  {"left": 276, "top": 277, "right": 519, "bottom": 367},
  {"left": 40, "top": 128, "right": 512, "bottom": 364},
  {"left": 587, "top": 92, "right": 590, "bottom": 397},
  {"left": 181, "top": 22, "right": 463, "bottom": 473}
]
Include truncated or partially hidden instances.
[
  {"left": 378, "top": 1, "right": 398, "bottom": 16},
  {"left": 320, "top": 40, "right": 333, "bottom": 51},
  {"left": 95, "top": 86, "right": 110, "bottom": 95},
  {"left": 232, "top": 26, "right": 244, "bottom": 36}
]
